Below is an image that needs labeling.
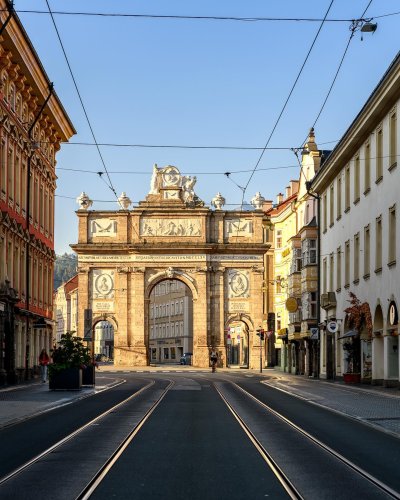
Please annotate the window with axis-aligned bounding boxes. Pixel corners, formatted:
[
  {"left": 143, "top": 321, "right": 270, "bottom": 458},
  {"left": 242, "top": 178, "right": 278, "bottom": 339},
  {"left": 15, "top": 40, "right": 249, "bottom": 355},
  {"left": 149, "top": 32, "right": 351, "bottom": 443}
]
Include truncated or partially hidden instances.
[
  {"left": 322, "top": 258, "right": 327, "bottom": 294},
  {"left": 354, "top": 233, "right": 360, "bottom": 282},
  {"left": 375, "top": 216, "right": 382, "bottom": 272},
  {"left": 345, "top": 165, "right": 350, "bottom": 211},
  {"left": 354, "top": 156, "right": 360, "bottom": 202},
  {"left": 0, "top": 140, "right": 6, "bottom": 194},
  {"left": 336, "top": 175, "right": 342, "bottom": 219},
  {"left": 15, "top": 155, "right": 20, "bottom": 207},
  {"left": 345, "top": 240, "right": 350, "bottom": 287},
  {"left": 276, "top": 276, "right": 282, "bottom": 294},
  {"left": 389, "top": 204, "right": 396, "bottom": 265},
  {"left": 291, "top": 248, "right": 302, "bottom": 273},
  {"left": 21, "top": 159, "right": 27, "bottom": 212},
  {"left": 7, "top": 147, "right": 13, "bottom": 201},
  {"left": 336, "top": 246, "right": 341, "bottom": 291},
  {"left": 364, "top": 225, "right": 370, "bottom": 278},
  {"left": 301, "top": 292, "right": 317, "bottom": 319},
  {"left": 376, "top": 127, "right": 383, "bottom": 181},
  {"left": 310, "top": 292, "right": 317, "bottom": 319},
  {"left": 276, "top": 230, "right": 282, "bottom": 248},
  {"left": 329, "top": 253, "right": 334, "bottom": 291},
  {"left": 389, "top": 109, "right": 397, "bottom": 169},
  {"left": 323, "top": 192, "right": 327, "bottom": 231},
  {"left": 302, "top": 239, "right": 317, "bottom": 266},
  {"left": 329, "top": 184, "right": 334, "bottom": 226},
  {"left": 364, "top": 142, "right": 370, "bottom": 193}
]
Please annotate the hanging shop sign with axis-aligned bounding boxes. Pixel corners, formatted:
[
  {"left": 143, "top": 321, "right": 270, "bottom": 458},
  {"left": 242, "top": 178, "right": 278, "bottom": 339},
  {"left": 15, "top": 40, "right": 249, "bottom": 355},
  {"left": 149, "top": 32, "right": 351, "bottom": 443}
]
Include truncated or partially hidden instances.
[
  {"left": 326, "top": 320, "right": 339, "bottom": 333},
  {"left": 285, "top": 297, "right": 298, "bottom": 313}
]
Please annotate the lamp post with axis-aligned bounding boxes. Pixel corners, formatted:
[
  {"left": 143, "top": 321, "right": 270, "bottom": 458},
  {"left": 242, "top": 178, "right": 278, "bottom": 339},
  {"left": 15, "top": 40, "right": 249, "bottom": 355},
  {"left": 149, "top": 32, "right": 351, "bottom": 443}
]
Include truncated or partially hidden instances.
[{"left": 256, "top": 327, "right": 265, "bottom": 373}]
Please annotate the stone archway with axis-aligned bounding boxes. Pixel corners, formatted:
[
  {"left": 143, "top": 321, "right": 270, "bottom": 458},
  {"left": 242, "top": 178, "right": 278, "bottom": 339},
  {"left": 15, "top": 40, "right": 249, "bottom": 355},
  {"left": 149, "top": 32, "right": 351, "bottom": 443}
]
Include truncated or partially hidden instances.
[{"left": 72, "top": 165, "right": 270, "bottom": 368}]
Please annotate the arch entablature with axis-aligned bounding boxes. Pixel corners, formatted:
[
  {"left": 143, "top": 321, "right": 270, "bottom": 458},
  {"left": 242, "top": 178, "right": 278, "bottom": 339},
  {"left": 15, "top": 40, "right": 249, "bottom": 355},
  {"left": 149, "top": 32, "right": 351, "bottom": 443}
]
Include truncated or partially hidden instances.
[
  {"left": 92, "top": 314, "right": 118, "bottom": 332},
  {"left": 225, "top": 313, "right": 254, "bottom": 332}
]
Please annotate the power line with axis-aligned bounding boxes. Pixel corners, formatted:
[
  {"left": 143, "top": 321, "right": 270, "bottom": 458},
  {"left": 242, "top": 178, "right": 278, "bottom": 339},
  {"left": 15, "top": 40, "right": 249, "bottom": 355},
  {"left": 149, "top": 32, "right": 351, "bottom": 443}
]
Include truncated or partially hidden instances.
[
  {"left": 44, "top": 0, "right": 118, "bottom": 199},
  {"left": 8, "top": 8, "right": 400, "bottom": 23},
  {"left": 240, "top": 0, "right": 335, "bottom": 204}
]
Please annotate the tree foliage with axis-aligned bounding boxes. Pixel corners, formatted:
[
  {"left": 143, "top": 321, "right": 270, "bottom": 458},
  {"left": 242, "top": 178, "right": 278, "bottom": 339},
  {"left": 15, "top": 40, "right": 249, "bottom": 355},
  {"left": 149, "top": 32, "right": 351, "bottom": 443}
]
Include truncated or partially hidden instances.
[
  {"left": 54, "top": 253, "right": 77, "bottom": 289},
  {"left": 344, "top": 292, "right": 373, "bottom": 337}
]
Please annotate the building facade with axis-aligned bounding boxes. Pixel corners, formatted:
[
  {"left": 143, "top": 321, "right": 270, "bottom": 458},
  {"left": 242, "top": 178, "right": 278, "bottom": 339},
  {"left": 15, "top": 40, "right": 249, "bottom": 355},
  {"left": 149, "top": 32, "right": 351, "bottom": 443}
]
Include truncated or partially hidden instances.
[
  {"left": 0, "top": 2, "right": 75, "bottom": 384},
  {"left": 312, "top": 52, "right": 400, "bottom": 386},
  {"left": 53, "top": 274, "right": 78, "bottom": 343}
]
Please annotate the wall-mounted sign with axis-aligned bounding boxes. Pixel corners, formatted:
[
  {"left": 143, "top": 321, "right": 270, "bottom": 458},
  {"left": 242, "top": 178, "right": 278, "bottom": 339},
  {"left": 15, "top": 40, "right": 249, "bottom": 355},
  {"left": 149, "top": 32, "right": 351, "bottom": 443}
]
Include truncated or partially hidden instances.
[
  {"left": 326, "top": 321, "right": 338, "bottom": 333},
  {"left": 389, "top": 302, "right": 398, "bottom": 326},
  {"left": 310, "top": 328, "right": 319, "bottom": 340},
  {"left": 285, "top": 297, "right": 298, "bottom": 313}
]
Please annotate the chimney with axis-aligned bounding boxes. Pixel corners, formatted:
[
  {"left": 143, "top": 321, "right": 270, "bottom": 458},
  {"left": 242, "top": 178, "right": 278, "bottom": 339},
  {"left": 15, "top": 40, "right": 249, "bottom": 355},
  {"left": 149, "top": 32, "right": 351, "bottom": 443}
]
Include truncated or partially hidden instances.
[
  {"left": 290, "top": 180, "right": 299, "bottom": 195},
  {"left": 263, "top": 200, "right": 273, "bottom": 211},
  {"left": 277, "top": 193, "right": 284, "bottom": 205},
  {"left": 285, "top": 186, "right": 291, "bottom": 199}
]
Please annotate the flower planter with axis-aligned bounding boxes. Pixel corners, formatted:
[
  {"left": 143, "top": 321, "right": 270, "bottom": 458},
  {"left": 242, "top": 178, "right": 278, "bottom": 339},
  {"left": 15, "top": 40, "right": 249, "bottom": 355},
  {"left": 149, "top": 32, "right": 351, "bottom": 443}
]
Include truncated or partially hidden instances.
[
  {"left": 343, "top": 372, "right": 361, "bottom": 384},
  {"left": 82, "top": 365, "right": 95, "bottom": 386},
  {"left": 49, "top": 367, "right": 82, "bottom": 390}
]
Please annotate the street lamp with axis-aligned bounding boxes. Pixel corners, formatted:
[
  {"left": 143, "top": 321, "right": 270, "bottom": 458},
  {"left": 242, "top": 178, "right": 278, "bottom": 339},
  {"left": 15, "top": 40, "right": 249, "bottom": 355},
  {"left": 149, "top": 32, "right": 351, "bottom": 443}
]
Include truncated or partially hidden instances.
[{"left": 256, "top": 327, "right": 265, "bottom": 373}]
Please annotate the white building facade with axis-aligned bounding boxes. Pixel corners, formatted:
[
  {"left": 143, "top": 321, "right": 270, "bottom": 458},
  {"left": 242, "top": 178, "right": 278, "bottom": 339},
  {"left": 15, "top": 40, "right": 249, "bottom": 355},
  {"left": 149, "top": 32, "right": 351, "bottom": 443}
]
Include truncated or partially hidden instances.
[{"left": 312, "top": 52, "right": 400, "bottom": 386}]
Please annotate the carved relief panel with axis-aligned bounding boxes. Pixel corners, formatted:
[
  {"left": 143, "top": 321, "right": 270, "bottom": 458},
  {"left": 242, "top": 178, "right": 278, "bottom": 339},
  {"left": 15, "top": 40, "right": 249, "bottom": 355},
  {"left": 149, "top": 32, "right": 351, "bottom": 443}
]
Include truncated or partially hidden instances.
[
  {"left": 89, "top": 218, "right": 117, "bottom": 238},
  {"left": 140, "top": 217, "right": 201, "bottom": 237},
  {"left": 92, "top": 269, "right": 115, "bottom": 299},
  {"left": 224, "top": 218, "right": 253, "bottom": 237},
  {"left": 227, "top": 269, "right": 250, "bottom": 298}
]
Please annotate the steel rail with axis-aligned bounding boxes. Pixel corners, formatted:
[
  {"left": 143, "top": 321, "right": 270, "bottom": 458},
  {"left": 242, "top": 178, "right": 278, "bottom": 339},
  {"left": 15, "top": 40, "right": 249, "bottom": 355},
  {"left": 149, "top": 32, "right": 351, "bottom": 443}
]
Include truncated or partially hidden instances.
[
  {"left": 76, "top": 380, "right": 174, "bottom": 500},
  {"left": 0, "top": 379, "right": 155, "bottom": 486},
  {"left": 213, "top": 382, "right": 303, "bottom": 500},
  {"left": 231, "top": 382, "right": 400, "bottom": 500}
]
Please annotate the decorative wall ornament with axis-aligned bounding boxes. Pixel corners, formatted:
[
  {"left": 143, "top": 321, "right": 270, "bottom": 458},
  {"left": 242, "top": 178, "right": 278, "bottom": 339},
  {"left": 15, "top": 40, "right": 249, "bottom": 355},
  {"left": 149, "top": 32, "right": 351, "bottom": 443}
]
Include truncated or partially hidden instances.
[
  {"left": 228, "top": 269, "right": 250, "bottom": 298},
  {"left": 224, "top": 218, "right": 253, "bottom": 237},
  {"left": 76, "top": 192, "right": 93, "bottom": 210},
  {"left": 165, "top": 267, "right": 175, "bottom": 278},
  {"left": 211, "top": 192, "right": 226, "bottom": 210},
  {"left": 140, "top": 217, "right": 201, "bottom": 237},
  {"left": 90, "top": 219, "right": 117, "bottom": 237},
  {"left": 92, "top": 270, "right": 115, "bottom": 299},
  {"left": 117, "top": 192, "right": 131, "bottom": 210},
  {"left": 251, "top": 192, "right": 265, "bottom": 210},
  {"left": 147, "top": 164, "right": 203, "bottom": 205}
]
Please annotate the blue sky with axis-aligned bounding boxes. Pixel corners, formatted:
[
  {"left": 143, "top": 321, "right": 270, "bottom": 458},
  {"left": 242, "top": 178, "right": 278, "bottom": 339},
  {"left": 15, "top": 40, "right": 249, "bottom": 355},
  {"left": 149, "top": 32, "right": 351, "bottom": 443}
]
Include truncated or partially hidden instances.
[{"left": 14, "top": 0, "right": 400, "bottom": 254}]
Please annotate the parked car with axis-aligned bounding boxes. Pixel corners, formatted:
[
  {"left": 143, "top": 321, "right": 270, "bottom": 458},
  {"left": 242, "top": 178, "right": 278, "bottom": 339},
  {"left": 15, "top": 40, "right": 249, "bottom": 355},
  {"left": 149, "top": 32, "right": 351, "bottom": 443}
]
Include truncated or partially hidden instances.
[{"left": 180, "top": 353, "right": 193, "bottom": 365}]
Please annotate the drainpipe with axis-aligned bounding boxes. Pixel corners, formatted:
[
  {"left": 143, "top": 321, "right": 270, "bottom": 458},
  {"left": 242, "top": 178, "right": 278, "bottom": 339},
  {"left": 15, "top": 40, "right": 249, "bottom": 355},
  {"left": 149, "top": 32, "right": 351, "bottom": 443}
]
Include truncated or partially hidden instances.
[
  {"left": 24, "top": 83, "right": 54, "bottom": 379},
  {"left": 306, "top": 181, "right": 320, "bottom": 378}
]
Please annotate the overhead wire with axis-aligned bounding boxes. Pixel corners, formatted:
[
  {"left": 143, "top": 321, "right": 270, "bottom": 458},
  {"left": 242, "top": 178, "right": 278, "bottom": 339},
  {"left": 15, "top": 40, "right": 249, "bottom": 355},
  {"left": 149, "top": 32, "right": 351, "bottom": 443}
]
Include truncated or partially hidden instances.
[{"left": 44, "top": 0, "right": 118, "bottom": 199}]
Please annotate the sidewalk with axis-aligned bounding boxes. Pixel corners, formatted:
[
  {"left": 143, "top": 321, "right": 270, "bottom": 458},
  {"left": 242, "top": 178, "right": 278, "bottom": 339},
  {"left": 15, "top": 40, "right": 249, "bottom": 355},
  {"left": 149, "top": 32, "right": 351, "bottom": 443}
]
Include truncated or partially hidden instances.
[{"left": 0, "top": 373, "right": 122, "bottom": 429}]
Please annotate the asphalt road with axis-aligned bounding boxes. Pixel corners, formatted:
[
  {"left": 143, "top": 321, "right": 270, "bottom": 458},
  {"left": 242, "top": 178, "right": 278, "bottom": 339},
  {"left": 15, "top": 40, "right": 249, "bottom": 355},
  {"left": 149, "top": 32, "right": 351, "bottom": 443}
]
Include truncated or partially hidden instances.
[{"left": 0, "top": 372, "right": 399, "bottom": 500}]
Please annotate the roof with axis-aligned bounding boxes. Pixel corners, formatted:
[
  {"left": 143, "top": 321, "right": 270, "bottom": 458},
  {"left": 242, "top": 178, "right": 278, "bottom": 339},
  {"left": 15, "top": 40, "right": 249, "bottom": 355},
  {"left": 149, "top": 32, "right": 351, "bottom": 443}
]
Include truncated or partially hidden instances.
[{"left": 265, "top": 192, "right": 297, "bottom": 216}]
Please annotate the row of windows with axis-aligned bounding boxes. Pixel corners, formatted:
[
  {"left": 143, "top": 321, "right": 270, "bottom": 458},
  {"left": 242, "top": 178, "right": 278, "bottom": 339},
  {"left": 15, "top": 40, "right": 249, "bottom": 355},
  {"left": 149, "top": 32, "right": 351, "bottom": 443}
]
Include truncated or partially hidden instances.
[
  {"left": 150, "top": 300, "right": 184, "bottom": 319},
  {"left": 153, "top": 280, "right": 185, "bottom": 296},
  {"left": 0, "top": 136, "right": 54, "bottom": 238},
  {"left": 150, "top": 322, "right": 184, "bottom": 339},
  {"left": 0, "top": 233, "right": 53, "bottom": 310},
  {"left": 322, "top": 109, "right": 397, "bottom": 232},
  {"left": 1, "top": 68, "right": 56, "bottom": 165},
  {"left": 322, "top": 205, "right": 396, "bottom": 292}
]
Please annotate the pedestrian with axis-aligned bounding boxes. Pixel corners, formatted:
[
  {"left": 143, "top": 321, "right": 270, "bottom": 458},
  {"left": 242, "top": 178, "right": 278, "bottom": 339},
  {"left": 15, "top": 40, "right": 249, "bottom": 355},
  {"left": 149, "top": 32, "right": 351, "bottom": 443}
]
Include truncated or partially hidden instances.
[
  {"left": 210, "top": 348, "right": 218, "bottom": 373},
  {"left": 39, "top": 348, "right": 50, "bottom": 382}
]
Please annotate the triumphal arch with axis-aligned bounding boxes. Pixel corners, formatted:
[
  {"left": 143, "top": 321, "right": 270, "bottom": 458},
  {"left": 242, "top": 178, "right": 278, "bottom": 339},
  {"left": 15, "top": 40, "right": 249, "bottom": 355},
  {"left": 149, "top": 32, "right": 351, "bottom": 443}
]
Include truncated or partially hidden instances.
[{"left": 71, "top": 165, "right": 271, "bottom": 368}]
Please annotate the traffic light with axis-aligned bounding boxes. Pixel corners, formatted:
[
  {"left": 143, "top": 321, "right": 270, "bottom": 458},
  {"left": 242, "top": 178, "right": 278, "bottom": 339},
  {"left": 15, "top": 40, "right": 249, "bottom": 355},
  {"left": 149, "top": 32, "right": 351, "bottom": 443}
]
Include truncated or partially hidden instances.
[{"left": 256, "top": 329, "right": 265, "bottom": 341}]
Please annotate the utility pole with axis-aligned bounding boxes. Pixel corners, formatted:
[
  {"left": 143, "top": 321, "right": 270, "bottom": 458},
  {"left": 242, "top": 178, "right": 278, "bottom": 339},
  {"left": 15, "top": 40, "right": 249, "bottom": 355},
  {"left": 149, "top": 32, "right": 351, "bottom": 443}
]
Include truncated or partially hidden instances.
[{"left": 256, "top": 327, "right": 265, "bottom": 373}]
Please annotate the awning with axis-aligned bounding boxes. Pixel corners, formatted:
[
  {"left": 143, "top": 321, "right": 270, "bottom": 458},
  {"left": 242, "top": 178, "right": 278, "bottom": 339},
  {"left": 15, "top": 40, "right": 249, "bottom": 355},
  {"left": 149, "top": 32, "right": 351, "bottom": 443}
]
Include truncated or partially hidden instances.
[{"left": 338, "top": 330, "right": 358, "bottom": 340}]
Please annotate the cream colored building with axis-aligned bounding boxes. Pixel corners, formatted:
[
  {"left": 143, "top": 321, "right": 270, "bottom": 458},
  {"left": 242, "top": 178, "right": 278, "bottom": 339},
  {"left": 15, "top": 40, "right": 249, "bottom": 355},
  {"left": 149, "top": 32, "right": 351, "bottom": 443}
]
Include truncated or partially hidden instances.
[
  {"left": 312, "top": 52, "right": 400, "bottom": 386},
  {"left": 71, "top": 166, "right": 270, "bottom": 368},
  {"left": 149, "top": 279, "right": 192, "bottom": 363},
  {"left": 53, "top": 274, "right": 78, "bottom": 343}
]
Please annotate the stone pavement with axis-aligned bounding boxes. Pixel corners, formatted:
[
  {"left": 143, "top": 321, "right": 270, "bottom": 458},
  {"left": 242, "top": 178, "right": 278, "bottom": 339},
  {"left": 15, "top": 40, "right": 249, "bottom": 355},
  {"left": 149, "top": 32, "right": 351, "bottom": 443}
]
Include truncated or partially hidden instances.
[{"left": 0, "top": 366, "right": 399, "bottom": 437}]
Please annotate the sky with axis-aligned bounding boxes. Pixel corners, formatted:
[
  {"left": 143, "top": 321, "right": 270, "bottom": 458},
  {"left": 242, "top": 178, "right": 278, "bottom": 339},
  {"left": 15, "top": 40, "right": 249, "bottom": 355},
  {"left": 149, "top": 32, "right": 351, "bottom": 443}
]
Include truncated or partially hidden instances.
[{"left": 13, "top": 0, "right": 400, "bottom": 254}]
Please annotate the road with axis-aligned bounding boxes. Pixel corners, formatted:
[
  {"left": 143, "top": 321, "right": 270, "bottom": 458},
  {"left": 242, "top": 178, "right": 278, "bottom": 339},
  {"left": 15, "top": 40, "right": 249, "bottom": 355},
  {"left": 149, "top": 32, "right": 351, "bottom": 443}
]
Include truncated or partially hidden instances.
[{"left": 0, "top": 371, "right": 399, "bottom": 499}]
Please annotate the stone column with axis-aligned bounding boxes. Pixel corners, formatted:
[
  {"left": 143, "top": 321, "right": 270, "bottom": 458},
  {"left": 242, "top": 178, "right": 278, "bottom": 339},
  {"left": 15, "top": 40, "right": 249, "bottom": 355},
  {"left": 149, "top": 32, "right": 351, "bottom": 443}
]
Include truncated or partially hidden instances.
[
  {"left": 192, "top": 268, "right": 209, "bottom": 367},
  {"left": 212, "top": 267, "right": 226, "bottom": 367},
  {"left": 115, "top": 267, "right": 129, "bottom": 365},
  {"left": 77, "top": 268, "right": 89, "bottom": 339},
  {"left": 250, "top": 266, "right": 264, "bottom": 369}
]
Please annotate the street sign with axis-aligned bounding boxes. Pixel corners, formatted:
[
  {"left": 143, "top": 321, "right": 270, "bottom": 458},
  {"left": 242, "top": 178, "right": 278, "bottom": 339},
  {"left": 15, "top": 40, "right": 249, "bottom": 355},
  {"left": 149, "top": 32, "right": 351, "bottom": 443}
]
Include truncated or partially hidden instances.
[
  {"left": 326, "top": 321, "right": 338, "bottom": 333},
  {"left": 310, "top": 327, "right": 319, "bottom": 340},
  {"left": 227, "top": 338, "right": 232, "bottom": 345}
]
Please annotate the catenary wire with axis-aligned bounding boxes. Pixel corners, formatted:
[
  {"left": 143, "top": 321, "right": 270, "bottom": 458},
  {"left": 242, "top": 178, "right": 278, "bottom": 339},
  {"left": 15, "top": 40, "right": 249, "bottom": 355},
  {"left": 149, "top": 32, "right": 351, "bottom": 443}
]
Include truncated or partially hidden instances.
[
  {"left": 6, "top": 8, "right": 400, "bottom": 23},
  {"left": 44, "top": 0, "right": 118, "bottom": 199}
]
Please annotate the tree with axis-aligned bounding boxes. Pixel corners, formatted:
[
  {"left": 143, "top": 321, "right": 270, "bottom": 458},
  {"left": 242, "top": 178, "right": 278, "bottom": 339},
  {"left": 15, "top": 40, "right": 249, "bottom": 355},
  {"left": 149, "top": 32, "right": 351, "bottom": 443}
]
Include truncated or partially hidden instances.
[{"left": 54, "top": 253, "right": 77, "bottom": 289}]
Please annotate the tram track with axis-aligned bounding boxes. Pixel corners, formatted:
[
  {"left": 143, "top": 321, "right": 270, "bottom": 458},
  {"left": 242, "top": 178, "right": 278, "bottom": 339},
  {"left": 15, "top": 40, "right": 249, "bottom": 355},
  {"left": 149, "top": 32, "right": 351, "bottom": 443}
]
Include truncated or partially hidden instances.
[
  {"left": 0, "top": 378, "right": 174, "bottom": 499},
  {"left": 214, "top": 381, "right": 400, "bottom": 500}
]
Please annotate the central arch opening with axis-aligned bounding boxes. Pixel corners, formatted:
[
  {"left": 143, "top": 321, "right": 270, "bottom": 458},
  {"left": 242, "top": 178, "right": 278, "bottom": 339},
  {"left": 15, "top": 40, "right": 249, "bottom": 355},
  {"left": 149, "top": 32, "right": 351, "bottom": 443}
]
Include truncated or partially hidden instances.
[{"left": 148, "top": 279, "right": 193, "bottom": 365}]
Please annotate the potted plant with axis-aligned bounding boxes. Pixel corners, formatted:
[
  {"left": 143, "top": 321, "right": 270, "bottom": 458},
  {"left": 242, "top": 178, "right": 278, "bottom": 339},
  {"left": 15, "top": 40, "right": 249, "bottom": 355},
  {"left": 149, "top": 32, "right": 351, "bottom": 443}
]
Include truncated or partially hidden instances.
[
  {"left": 49, "top": 332, "right": 91, "bottom": 390},
  {"left": 342, "top": 340, "right": 361, "bottom": 383}
]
